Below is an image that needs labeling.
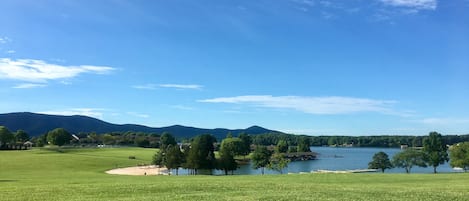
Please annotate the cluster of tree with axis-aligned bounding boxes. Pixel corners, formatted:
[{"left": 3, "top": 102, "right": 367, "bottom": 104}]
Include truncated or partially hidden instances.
[
  {"left": 0, "top": 126, "right": 31, "bottom": 150},
  {"left": 449, "top": 142, "right": 469, "bottom": 172},
  {"left": 29, "top": 128, "right": 74, "bottom": 147},
  {"left": 251, "top": 145, "right": 290, "bottom": 175},
  {"left": 0, "top": 126, "right": 75, "bottom": 149},
  {"left": 253, "top": 132, "right": 469, "bottom": 148},
  {"left": 28, "top": 130, "right": 161, "bottom": 148},
  {"left": 368, "top": 132, "right": 450, "bottom": 173},
  {"left": 153, "top": 133, "right": 296, "bottom": 175},
  {"left": 153, "top": 133, "right": 253, "bottom": 175}
]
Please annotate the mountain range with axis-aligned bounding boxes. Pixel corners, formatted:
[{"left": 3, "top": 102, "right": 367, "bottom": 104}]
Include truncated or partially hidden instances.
[{"left": 0, "top": 112, "right": 281, "bottom": 139}]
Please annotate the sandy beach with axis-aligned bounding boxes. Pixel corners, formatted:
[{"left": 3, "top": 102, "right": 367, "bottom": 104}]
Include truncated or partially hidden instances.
[{"left": 105, "top": 165, "right": 169, "bottom": 176}]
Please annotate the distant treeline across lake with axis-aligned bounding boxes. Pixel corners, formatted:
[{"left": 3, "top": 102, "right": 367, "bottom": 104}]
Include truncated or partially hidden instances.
[{"left": 252, "top": 133, "right": 469, "bottom": 148}]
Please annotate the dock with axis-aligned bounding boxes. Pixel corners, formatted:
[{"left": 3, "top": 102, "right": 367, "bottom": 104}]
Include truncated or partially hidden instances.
[{"left": 314, "top": 169, "right": 378, "bottom": 174}]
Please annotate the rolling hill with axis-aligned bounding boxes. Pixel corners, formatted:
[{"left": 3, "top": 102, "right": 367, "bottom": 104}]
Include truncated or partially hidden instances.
[{"left": 0, "top": 112, "right": 281, "bottom": 139}]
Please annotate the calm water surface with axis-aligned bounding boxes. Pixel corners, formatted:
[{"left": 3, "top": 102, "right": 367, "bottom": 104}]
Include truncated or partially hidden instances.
[
  {"left": 176, "top": 147, "right": 457, "bottom": 175},
  {"left": 227, "top": 147, "right": 456, "bottom": 175}
]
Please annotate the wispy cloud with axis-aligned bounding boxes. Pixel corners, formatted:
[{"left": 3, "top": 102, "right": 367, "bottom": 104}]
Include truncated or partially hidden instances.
[
  {"left": 170, "top": 105, "right": 195, "bottom": 110},
  {"left": 0, "top": 37, "right": 11, "bottom": 44},
  {"left": 132, "top": 84, "right": 158, "bottom": 90},
  {"left": 0, "top": 58, "right": 115, "bottom": 83},
  {"left": 132, "top": 83, "right": 203, "bottom": 90},
  {"left": 159, "top": 84, "right": 203, "bottom": 90},
  {"left": 291, "top": 0, "right": 315, "bottom": 11},
  {"left": 5, "top": 50, "right": 15, "bottom": 54},
  {"left": 199, "top": 95, "right": 400, "bottom": 115},
  {"left": 12, "top": 83, "right": 47, "bottom": 89},
  {"left": 416, "top": 117, "right": 469, "bottom": 125},
  {"left": 38, "top": 108, "right": 104, "bottom": 119},
  {"left": 379, "top": 0, "right": 437, "bottom": 10},
  {"left": 127, "top": 112, "right": 150, "bottom": 118},
  {"left": 289, "top": 0, "right": 437, "bottom": 22}
]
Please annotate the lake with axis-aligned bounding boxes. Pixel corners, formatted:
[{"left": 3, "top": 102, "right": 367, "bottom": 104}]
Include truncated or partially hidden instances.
[
  {"left": 225, "top": 147, "right": 457, "bottom": 175},
  {"left": 175, "top": 147, "right": 457, "bottom": 175}
]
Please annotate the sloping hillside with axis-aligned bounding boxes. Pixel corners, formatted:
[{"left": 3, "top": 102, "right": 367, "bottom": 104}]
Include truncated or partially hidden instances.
[{"left": 0, "top": 112, "right": 280, "bottom": 139}]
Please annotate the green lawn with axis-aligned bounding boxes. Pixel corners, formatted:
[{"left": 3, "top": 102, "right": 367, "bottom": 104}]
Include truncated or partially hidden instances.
[{"left": 1, "top": 148, "right": 468, "bottom": 201}]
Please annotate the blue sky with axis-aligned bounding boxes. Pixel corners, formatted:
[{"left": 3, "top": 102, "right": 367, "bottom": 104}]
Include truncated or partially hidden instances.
[{"left": 0, "top": 0, "right": 468, "bottom": 135}]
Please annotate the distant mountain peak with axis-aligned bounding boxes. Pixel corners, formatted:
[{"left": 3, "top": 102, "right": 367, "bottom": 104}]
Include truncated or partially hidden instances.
[
  {"left": 245, "top": 125, "right": 276, "bottom": 133},
  {"left": 247, "top": 125, "right": 264, "bottom": 129}
]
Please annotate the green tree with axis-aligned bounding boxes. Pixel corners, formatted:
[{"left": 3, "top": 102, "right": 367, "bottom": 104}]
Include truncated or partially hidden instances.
[
  {"left": 276, "top": 140, "right": 288, "bottom": 153},
  {"left": 185, "top": 134, "right": 217, "bottom": 174},
  {"left": 14, "top": 130, "right": 30, "bottom": 143},
  {"left": 160, "top": 132, "right": 177, "bottom": 149},
  {"left": 87, "top": 132, "right": 100, "bottom": 144},
  {"left": 134, "top": 137, "right": 150, "bottom": 147},
  {"left": 449, "top": 142, "right": 469, "bottom": 172},
  {"left": 165, "top": 144, "right": 184, "bottom": 175},
  {"left": 267, "top": 152, "right": 290, "bottom": 174},
  {"left": 251, "top": 146, "right": 272, "bottom": 175},
  {"left": 220, "top": 137, "right": 244, "bottom": 156},
  {"left": 102, "top": 134, "right": 115, "bottom": 145},
  {"left": 152, "top": 149, "right": 165, "bottom": 166},
  {"left": 392, "top": 149, "right": 427, "bottom": 173},
  {"left": 328, "top": 136, "right": 338, "bottom": 146},
  {"left": 239, "top": 133, "right": 252, "bottom": 158},
  {"left": 0, "top": 126, "right": 14, "bottom": 148},
  {"left": 36, "top": 133, "right": 48, "bottom": 147},
  {"left": 47, "top": 128, "right": 72, "bottom": 146},
  {"left": 288, "top": 146, "right": 297, "bottom": 153},
  {"left": 152, "top": 133, "right": 182, "bottom": 174},
  {"left": 412, "top": 137, "right": 422, "bottom": 147},
  {"left": 423, "top": 132, "right": 448, "bottom": 173},
  {"left": 217, "top": 138, "right": 239, "bottom": 175},
  {"left": 297, "top": 136, "right": 311, "bottom": 152},
  {"left": 368, "top": 151, "right": 393, "bottom": 173}
]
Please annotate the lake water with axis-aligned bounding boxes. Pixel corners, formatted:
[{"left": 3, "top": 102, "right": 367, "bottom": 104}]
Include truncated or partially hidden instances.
[
  {"left": 175, "top": 147, "right": 457, "bottom": 175},
  {"left": 232, "top": 147, "right": 457, "bottom": 175}
]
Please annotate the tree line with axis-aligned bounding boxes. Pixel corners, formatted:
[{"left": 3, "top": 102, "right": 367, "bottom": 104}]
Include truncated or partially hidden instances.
[
  {"left": 0, "top": 126, "right": 31, "bottom": 150},
  {"left": 252, "top": 132, "right": 469, "bottom": 148},
  {"left": 368, "top": 132, "right": 469, "bottom": 173},
  {"left": 3, "top": 124, "right": 469, "bottom": 149},
  {"left": 0, "top": 126, "right": 162, "bottom": 149}
]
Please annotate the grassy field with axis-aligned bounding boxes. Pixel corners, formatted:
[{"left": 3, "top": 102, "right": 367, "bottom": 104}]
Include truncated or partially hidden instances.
[{"left": 1, "top": 147, "right": 468, "bottom": 201}]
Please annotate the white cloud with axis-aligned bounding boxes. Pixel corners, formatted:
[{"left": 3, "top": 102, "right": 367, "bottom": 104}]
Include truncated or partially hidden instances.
[
  {"left": 0, "top": 37, "right": 11, "bottom": 44},
  {"left": 291, "top": 0, "right": 315, "bottom": 7},
  {"left": 60, "top": 80, "right": 72, "bottom": 85},
  {"left": 0, "top": 58, "right": 115, "bottom": 83},
  {"left": 380, "top": 0, "right": 437, "bottom": 10},
  {"left": 127, "top": 112, "right": 150, "bottom": 118},
  {"left": 38, "top": 108, "right": 104, "bottom": 119},
  {"left": 159, "top": 84, "right": 203, "bottom": 90},
  {"left": 199, "top": 95, "right": 399, "bottom": 115},
  {"left": 133, "top": 83, "right": 203, "bottom": 90},
  {"left": 6, "top": 50, "right": 15, "bottom": 54},
  {"left": 12, "top": 83, "right": 47, "bottom": 89},
  {"left": 170, "top": 105, "right": 195, "bottom": 110},
  {"left": 132, "top": 84, "right": 158, "bottom": 90},
  {"left": 417, "top": 118, "right": 469, "bottom": 125}
]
